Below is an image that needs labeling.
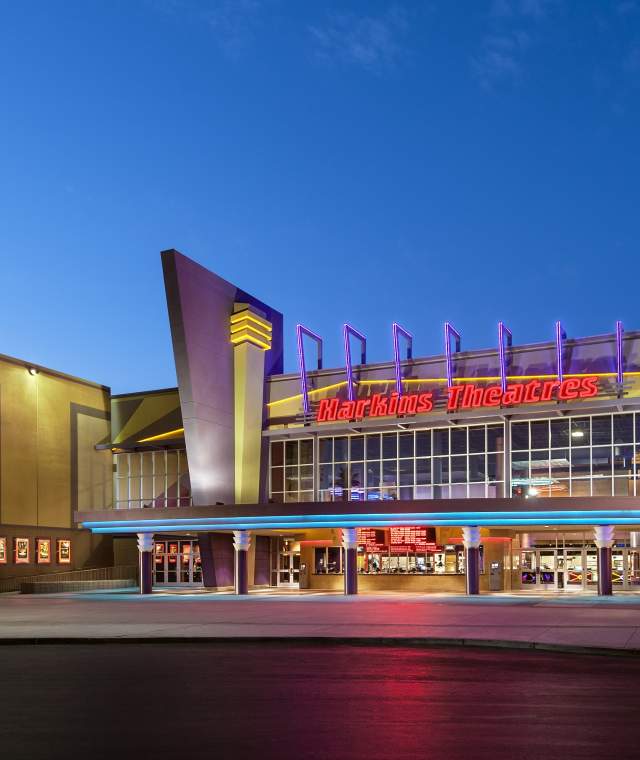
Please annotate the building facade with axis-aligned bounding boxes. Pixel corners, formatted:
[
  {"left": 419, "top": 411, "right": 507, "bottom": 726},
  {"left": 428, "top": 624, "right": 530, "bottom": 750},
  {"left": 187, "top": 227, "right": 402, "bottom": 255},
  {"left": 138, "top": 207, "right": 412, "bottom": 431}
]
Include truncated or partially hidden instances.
[{"left": 4, "top": 248, "right": 640, "bottom": 596}]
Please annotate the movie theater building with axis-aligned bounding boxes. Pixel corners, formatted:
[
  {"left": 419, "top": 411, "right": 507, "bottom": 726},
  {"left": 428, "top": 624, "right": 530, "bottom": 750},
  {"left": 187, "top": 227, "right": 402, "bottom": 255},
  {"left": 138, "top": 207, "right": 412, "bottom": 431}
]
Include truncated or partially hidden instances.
[{"left": 61, "top": 249, "right": 640, "bottom": 597}]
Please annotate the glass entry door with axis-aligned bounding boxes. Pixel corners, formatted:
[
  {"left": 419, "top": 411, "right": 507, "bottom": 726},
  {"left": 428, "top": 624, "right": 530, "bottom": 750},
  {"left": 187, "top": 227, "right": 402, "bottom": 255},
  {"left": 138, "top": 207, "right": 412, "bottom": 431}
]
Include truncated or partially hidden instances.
[
  {"left": 154, "top": 540, "right": 202, "bottom": 586},
  {"left": 278, "top": 550, "right": 300, "bottom": 587}
]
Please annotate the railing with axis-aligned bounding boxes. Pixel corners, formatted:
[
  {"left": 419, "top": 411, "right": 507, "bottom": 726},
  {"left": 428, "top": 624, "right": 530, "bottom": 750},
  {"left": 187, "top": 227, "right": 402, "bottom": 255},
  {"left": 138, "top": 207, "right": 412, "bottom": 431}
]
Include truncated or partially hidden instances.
[
  {"left": 0, "top": 565, "right": 137, "bottom": 593},
  {"left": 113, "top": 497, "right": 193, "bottom": 510}
]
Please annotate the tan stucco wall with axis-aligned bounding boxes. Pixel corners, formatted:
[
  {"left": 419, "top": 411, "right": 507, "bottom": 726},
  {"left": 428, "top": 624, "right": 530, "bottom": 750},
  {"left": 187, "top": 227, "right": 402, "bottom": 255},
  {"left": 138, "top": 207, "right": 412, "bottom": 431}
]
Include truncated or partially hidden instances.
[{"left": 0, "top": 357, "right": 112, "bottom": 528}]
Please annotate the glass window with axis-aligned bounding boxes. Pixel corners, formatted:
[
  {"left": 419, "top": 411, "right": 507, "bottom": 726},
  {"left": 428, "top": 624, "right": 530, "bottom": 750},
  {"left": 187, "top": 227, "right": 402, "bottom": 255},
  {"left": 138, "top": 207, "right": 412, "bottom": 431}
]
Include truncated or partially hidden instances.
[
  {"left": 613, "top": 445, "right": 634, "bottom": 475},
  {"left": 319, "top": 438, "right": 333, "bottom": 463},
  {"left": 271, "top": 467, "right": 284, "bottom": 492},
  {"left": 285, "top": 466, "right": 298, "bottom": 493},
  {"left": 613, "top": 415, "right": 634, "bottom": 444},
  {"left": 366, "top": 462, "right": 381, "bottom": 487},
  {"left": 591, "top": 416, "right": 612, "bottom": 446},
  {"left": 571, "top": 448, "right": 590, "bottom": 478},
  {"left": 382, "top": 460, "right": 398, "bottom": 484},
  {"left": 334, "top": 437, "right": 348, "bottom": 462},
  {"left": 285, "top": 441, "right": 298, "bottom": 466},
  {"left": 433, "top": 428, "right": 449, "bottom": 455},
  {"left": 382, "top": 433, "right": 397, "bottom": 459},
  {"left": 469, "top": 426, "right": 485, "bottom": 454},
  {"left": 433, "top": 457, "right": 449, "bottom": 484},
  {"left": 530, "top": 421, "right": 549, "bottom": 449},
  {"left": 550, "top": 449, "right": 570, "bottom": 479},
  {"left": 319, "top": 464, "right": 333, "bottom": 490},
  {"left": 416, "top": 431, "right": 431, "bottom": 457},
  {"left": 451, "top": 428, "right": 467, "bottom": 455},
  {"left": 550, "top": 419, "right": 570, "bottom": 448},
  {"left": 487, "top": 425, "right": 504, "bottom": 452},
  {"left": 398, "top": 458, "right": 414, "bottom": 486},
  {"left": 271, "top": 441, "right": 284, "bottom": 467},
  {"left": 591, "top": 446, "right": 612, "bottom": 477},
  {"left": 300, "top": 465, "right": 314, "bottom": 491},
  {"left": 350, "top": 436, "right": 364, "bottom": 461},
  {"left": 450, "top": 455, "right": 467, "bottom": 483},
  {"left": 468, "top": 454, "right": 486, "bottom": 482},
  {"left": 398, "top": 432, "right": 414, "bottom": 458},
  {"left": 570, "top": 417, "right": 590, "bottom": 446},
  {"left": 511, "top": 422, "right": 529, "bottom": 450},
  {"left": 366, "top": 434, "right": 380, "bottom": 460},
  {"left": 350, "top": 461, "right": 365, "bottom": 488},
  {"left": 334, "top": 464, "right": 348, "bottom": 487},
  {"left": 416, "top": 458, "right": 431, "bottom": 485},
  {"left": 300, "top": 439, "right": 313, "bottom": 464}
]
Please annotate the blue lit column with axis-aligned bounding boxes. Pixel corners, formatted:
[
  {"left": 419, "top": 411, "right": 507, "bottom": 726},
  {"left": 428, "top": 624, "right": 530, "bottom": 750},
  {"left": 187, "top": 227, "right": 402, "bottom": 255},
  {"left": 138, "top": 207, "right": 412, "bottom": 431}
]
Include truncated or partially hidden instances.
[
  {"left": 342, "top": 527, "right": 358, "bottom": 595},
  {"left": 462, "top": 526, "right": 481, "bottom": 595},
  {"left": 137, "top": 533, "right": 154, "bottom": 595},
  {"left": 594, "top": 525, "right": 615, "bottom": 596},
  {"left": 233, "top": 530, "right": 251, "bottom": 595}
]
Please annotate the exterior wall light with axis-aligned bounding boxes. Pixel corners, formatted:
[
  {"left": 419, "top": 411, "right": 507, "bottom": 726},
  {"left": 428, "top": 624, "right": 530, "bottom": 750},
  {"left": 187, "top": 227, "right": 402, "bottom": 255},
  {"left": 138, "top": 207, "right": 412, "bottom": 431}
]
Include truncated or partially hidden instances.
[{"left": 28, "top": 367, "right": 38, "bottom": 376}]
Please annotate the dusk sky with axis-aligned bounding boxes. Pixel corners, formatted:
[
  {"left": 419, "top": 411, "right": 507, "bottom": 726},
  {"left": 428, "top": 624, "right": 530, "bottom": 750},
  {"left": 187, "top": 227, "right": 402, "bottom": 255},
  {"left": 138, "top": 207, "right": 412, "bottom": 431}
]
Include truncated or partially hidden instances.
[{"left": 2, "top": 0, "right": 640, "bottom": 394}]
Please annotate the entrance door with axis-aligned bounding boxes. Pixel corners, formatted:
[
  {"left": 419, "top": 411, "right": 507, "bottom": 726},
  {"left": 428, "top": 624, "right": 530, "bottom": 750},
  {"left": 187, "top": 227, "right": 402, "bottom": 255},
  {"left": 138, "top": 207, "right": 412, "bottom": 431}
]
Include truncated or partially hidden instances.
[
  {"left": 278, "top": 550, "right": 300, "bottom": 587},
  {"left": 154, "top": 540, "right": 202, "bottom": 586}
]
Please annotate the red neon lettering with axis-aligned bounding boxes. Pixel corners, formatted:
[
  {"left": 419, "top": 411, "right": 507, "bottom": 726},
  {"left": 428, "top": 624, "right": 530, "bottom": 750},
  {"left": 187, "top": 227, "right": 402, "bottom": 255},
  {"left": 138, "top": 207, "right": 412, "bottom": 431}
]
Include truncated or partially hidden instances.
[
  {"left": 388, "top": 392, "right": 399, "bottom": 415},
  {"left": 558, "top": 378, "right": 581, "bottom": 400},
  {"left": 417, "top": 392, "right": 433, "bottom": 412},
  {"left": 317, "top": 398, "right": 338, "bottom": 422},
  {"left": 502, "top": 383, "right": 524, "bottom": 405},
  {"left": 483, "top": 386, "right": 502, "bottom": 406},
  {"left": 461, "top": 384, "right": 476, "bottom": 409},
  {"left": 540, "top": 380, "right": 559, "bottom": 401},
  {"left": 580, "top": 376, "right": 599, "bottom": 398},
  {"left": 369, "top": 393, "right": 388, "bottom": 417},
  {"left": 337, "top": 400, "right": 356, "bottom": 420},
  {"left": 523, "top": 380, "right": 542, "bottom": 403},
  {"left": 354, "top": 399, "right": 370, "bottom": 419},
  {"left": 447, "top": 386, "right": 464, "bottom": 410}
]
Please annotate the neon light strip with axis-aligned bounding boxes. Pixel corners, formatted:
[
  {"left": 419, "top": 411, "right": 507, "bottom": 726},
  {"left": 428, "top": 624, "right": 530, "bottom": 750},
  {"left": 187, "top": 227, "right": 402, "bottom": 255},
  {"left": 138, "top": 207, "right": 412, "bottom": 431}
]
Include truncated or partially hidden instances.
[
  {"left": 88, "top": 516, "right": 640, "bottom": 533},
  {"left": 616, "top": 320, "right": 624, "bottom": 386},
  {"left": 393, "top": 322, "right": 413, "bottom": 396},
  {"left": 555, "top": 321, "right": 566, "bottom": 382},
  {"left": 230, "top": 333, "right": 271, "bottom": 350},
  {"left": 498, "top": 322, "right": 512, "bottom": 394},
  {"left": 266, "top": 372, "right": 639, "bottom": 409},
  {"left": 296, "top": 324, "right": 323, "bottom": 417},
  {"left": 82, "top": 508, "right": 640, "bottom": 530},
  {"left": 229, "top": 311, "right": 272, "bottom": 332},
  {"left": 137, "top": 427, "right": 185, "bottom": 443},
  {"left": 444, "top": 322, "right": 461, "bottom": 389},
  {"left": 344, "top": 323, "right": 366, "bottom": 402}
]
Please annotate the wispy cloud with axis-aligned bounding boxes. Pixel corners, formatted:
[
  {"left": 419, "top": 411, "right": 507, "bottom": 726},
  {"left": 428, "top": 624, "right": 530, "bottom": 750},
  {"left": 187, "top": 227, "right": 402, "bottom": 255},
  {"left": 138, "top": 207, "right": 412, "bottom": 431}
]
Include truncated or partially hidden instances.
[
  {"left": 146, "top": 0, "right": 264, "bottom": 59},
  {"left": 309, "top": 6, "right": 409, "bottom": 72},
  {"left": 473, "top": 0, "right": 560, "bottom": 90}
]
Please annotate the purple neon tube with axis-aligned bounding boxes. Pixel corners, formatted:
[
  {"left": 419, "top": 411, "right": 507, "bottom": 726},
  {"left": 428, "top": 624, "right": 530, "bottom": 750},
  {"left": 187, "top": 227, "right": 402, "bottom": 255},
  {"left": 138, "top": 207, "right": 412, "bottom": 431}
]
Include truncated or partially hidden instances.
[
  {"left": 392, "top": 322, "right": 413, "bottom": 396},
  {"left": 444, "top": 322, "right": 461, "bottom": 388},
  {"left": 296, "top": 324, "right": 323, "bottom": 416},
  {"left": 616, "top": 320, "right": 624, "bottom": 386},
  {"left": 343, "top": 323, "right": 366, "bottom": 402},
  {"left": 498, "top": 322, "right": 512, "bottom": 393},
  {"left": 555, "top": 321, "right": 566, "bottom": 382}
]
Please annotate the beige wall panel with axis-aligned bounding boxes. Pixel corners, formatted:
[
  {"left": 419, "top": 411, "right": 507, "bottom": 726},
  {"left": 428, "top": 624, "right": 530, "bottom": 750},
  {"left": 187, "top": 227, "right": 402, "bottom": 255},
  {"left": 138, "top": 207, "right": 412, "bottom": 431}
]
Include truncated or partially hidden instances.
[
  {"left": 0, "top": 357, "right": 111, "bottom": 528},
  {"left": 1, "top": 364, "right": 38, "bottom": 525}
]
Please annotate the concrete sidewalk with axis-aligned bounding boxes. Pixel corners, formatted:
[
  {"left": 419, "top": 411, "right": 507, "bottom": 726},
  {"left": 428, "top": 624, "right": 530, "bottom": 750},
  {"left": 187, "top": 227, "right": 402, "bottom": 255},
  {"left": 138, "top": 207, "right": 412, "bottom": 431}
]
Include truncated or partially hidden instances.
[{"left": 2, "top": 590, "right": 640, "bottom": 654}]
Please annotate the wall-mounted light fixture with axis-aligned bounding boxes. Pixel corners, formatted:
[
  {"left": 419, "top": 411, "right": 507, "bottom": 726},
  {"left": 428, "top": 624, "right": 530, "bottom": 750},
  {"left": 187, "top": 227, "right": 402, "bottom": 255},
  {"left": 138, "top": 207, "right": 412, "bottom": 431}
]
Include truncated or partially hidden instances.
[{"left": 28, "top": 367, "right": 38, "bottom": 376}]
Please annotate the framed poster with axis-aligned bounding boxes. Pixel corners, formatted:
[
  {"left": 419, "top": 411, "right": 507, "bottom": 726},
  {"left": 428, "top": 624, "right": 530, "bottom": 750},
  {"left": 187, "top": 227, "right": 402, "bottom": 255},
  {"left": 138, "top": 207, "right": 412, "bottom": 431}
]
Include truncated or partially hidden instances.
[
  {"left": 36, "top": 538, "right": 51, "bottom": 564},
  {"left": 0, "top": 537, "right": 7, "bottom": 563},
  {"left": 57, "top": 539, "right": 71, "bottom": 564},
  {"left": 14, "top": 537, "right": 30, "bottom": 564}
]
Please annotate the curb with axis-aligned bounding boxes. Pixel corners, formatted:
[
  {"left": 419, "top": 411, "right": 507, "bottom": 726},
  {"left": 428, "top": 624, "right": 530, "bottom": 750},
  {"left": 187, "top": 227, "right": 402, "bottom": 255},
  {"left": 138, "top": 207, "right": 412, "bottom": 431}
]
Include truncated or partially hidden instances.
[{"left": 0, "top": 635, "right": 638, "bottom": 657}]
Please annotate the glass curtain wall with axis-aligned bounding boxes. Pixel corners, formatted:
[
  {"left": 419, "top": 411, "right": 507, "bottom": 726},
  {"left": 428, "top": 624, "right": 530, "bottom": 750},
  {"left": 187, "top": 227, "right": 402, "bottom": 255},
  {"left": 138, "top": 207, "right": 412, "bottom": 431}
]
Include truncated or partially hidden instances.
[{"left": 511, "top": 413, "right": 638, "bottom": 497}]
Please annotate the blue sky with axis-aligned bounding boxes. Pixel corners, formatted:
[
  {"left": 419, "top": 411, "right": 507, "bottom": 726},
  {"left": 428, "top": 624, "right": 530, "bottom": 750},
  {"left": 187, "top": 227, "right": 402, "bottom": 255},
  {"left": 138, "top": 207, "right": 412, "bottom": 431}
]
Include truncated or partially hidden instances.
[{"left": 1, "top": 0, "right": 640, "bottom": 393}]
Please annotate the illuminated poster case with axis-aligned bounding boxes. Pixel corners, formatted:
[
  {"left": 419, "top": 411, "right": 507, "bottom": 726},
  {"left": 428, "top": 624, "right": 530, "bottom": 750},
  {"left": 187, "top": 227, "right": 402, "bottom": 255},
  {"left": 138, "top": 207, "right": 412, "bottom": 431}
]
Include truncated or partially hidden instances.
[
  {"left": 57, "top": 539, "right": 72, "bottom": 564},
  {"left": 0, "top": 537, "right": 7, "bottom": 563},
  {"left": 14, "top": 538, "right": 30, "bottom": 564},
  {"left": 37, "top": 538, "right": 51, "bottom": 564}
]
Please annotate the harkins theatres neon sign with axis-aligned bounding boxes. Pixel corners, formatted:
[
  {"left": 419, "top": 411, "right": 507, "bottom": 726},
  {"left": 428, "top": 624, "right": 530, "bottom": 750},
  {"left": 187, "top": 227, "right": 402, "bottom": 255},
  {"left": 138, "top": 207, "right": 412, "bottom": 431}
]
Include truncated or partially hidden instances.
[{"left": 316, "top": 376, "right": 600, "bottom": 422}]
